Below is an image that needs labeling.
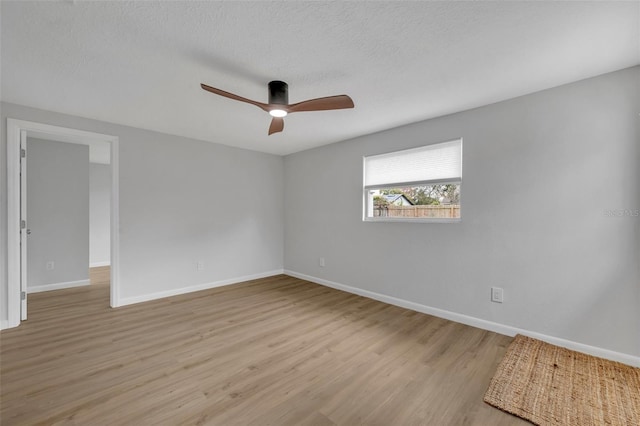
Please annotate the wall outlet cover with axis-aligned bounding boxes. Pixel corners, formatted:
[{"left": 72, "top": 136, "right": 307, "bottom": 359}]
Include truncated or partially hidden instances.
[{"left": 491, "top": 287, "right": 504, "bottom": 303}]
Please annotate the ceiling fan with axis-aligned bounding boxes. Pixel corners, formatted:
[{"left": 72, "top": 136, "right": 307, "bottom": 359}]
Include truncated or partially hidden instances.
[{"left": 201, "top": 80, "right": 354, "bottom": 135}]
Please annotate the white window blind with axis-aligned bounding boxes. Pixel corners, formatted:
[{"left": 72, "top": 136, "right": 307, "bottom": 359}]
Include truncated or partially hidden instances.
[{"left": 364, "top": 139, "right": 462, "bottom": 188}]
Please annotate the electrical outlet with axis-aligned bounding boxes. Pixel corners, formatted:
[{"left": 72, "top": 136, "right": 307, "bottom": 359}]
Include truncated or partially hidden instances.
[
  {"left": 491, "top": 287, "right": 504, "bottom": 303},
  {"left": 319, "top": 257, "right": 325, "bottom": 267},
  {"left": 46, "top": 261, "right": 55, "bottom": 271},
  {"left": 196, "top": 261, "right": 204, "bottom": 271}
]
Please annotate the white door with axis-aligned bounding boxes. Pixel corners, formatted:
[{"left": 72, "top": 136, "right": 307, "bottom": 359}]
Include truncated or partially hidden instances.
[{"left": 20, "top": 130, "right": 27, "bottom": 320}]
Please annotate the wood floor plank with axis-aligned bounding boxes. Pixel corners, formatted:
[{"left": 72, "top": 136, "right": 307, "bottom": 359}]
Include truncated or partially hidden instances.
[
  {"left": 1, "top": 274, "right": 527, "bottom": 425},
  {"left": 89, "top": 266, "right": 110, "bottom": 286}
]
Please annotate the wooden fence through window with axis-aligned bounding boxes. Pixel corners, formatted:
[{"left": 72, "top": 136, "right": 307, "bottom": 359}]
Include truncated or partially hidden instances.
[{"left": 374, "top": 205, "right": 460, "bottom": 218}]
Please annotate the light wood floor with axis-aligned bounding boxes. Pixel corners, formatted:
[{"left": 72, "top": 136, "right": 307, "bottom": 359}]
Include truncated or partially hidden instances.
[
  {"left": 1, "top": 274, "right": 527, "bottom": 425},
  {"left": 89, "top": 265, "right": 110, "bottom": 286}
]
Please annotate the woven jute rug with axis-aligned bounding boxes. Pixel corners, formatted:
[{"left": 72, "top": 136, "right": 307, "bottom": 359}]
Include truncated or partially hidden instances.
[{"left": 484, "top": 334, "right": 640, "bottom": 425}]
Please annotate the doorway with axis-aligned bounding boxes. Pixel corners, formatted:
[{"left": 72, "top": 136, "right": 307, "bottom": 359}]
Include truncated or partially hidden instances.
[{"left": 6, "top": 119, "right": 120, "bottom": 328}]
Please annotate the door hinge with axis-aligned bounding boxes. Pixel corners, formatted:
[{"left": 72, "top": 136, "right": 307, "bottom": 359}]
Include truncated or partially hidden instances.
[
  {"left": 21, "top": 220, "right": 26, "bottom": 229},
  {"left": 21, "top": 291, "right": 26, "bottom": 300},
  {"left": 21, "top": 148, "right": 26, "bottom": 158}
]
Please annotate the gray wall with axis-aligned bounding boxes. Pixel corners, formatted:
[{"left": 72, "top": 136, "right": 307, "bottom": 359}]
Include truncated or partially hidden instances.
[
  {"left": 90, "top": 163, "right": 110, "bottom": 267},
  {"left": 1, "top": 102, "right": 284, "bottom": 317},
  {"left": 284, "top": 66, "right": 640, "bottom": 357},
  {"left": 26, "top": 138, "right": 90, "bottom": 288}
]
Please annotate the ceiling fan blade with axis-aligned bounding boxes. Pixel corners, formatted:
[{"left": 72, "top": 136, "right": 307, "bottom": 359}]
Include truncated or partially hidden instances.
[
  {"left": 201, "top": 83, "right": 270, "bottom": 112},
  {"left": 268, "top": 117, "right": 284, "bottom": 135},
  {"left": 287, "top": 95, "right": 354, "bottom": 113}
]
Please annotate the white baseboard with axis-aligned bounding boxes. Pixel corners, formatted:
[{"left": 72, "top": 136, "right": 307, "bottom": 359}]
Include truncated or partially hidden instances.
[
  {"left": 0, "top": 320, "right": 8, "bottom": 330},
  {"left": 284, "top": 270, "right": 640, "bottom": 368},
  {"left": 28, "top": 279, "right": 91, "bottom": 294},
  {"left": 90, "top": 261, "right": 111, "bottom": 268},
  {"left": 117, "top": 269, "right": 285, "bottom": 307}
]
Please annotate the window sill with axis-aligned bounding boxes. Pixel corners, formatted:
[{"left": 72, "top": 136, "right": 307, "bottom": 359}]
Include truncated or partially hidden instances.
[{"left": 363, "top": 217, "right": 461, "bottom": 224}]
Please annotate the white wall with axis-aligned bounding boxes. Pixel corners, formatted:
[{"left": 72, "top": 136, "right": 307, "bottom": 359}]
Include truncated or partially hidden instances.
[
  {"left": 90, "top": 163, "right": 110, "bottom": 267},
  {"left": 284, "top": 66, "right": 640, "bottom": 358},
  {"left": 1, "top": 102, "right": 284, "bottom": 318},
  {"left": 26, "top": 138, "right": 90, "bottom": 289}
]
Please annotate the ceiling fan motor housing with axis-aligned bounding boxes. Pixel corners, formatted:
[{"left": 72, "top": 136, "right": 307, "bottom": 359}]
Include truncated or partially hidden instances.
[{"left": 268, "top": 80, "right": 289, "bottom": 105}]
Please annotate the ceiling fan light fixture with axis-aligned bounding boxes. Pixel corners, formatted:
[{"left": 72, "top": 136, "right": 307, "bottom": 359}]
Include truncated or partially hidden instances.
[
  {"left": 269, "top": 109, "right": 288, "bottom": 118},
  {"left": 201, "top": 80, "right": 354, "bottom": 135}
]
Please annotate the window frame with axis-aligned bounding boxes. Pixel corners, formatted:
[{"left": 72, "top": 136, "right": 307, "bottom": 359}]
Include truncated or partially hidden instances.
[{"left": 362, "top": 139, "right": 463, "bottom": 223}]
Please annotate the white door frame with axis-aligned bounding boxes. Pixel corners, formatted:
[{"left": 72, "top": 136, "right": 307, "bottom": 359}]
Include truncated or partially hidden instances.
[{"left": 6, "top": 118, "right": 120, "bottom": 328}]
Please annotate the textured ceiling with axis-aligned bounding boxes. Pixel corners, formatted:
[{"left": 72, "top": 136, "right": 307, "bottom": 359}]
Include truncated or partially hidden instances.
[{"left": 2, "top": 1, "right": 638, "bottom": 155}]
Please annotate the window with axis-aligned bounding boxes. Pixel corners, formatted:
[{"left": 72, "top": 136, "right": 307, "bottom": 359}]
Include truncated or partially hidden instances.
[{"left": 363, "top": 139, "right": 462, "bottom": 221}]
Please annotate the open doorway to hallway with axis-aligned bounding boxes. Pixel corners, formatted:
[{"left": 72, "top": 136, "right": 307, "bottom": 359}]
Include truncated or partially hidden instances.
[
  {"left": 6, "top": 119, "right": 120, "bottom": 329},
  {"left": 25, "top": 137, "right": 111, "bottom": 295}
]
